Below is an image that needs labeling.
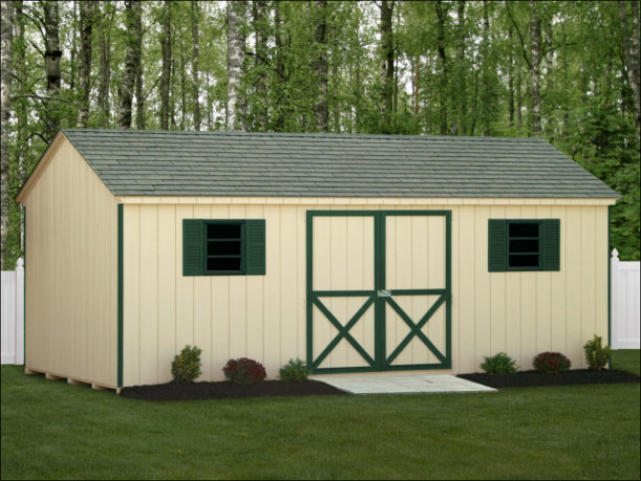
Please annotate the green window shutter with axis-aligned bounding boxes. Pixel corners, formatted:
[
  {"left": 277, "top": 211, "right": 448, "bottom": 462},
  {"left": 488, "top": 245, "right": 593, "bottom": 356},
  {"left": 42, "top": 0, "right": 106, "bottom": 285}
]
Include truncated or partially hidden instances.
[
  {"left": 540, "top": 219, "right": 560, "bottom": 271},
  {"left": 245, "top": 219, "right": 266, "bottom": 275},
  {"left": 488, "top": 219, "right": 508, "bottom": 272},
  {"left": 183, "top": 219, "right": 205, "bottom": 276}
]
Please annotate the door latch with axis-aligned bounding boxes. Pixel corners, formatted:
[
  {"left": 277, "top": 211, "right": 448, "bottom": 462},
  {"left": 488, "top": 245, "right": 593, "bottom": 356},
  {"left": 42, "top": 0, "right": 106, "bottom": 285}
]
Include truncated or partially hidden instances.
[{"left": 377, "top": 290, "right": 392, "bottom": 298}]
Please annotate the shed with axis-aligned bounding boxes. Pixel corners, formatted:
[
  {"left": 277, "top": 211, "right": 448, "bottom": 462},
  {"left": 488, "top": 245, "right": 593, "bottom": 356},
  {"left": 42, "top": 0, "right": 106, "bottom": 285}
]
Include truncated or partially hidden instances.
[{"left": 17, "top": 129, "right": 618, "bottom": 390}]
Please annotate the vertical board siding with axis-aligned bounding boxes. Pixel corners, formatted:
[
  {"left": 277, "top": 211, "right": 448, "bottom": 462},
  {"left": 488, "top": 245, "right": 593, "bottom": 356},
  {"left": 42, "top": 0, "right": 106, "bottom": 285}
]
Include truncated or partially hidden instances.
[
  {"left": 22, "top": 140, "right": 117, "bottom": 387},
  {"left": 123, "top": 201, "right": 608, "bottom": 385}
]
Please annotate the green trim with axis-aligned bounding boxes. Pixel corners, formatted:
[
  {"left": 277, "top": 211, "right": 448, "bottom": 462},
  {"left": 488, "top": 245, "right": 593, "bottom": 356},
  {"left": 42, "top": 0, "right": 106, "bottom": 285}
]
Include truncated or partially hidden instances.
[
  {"left": 607, "top": 205, "right": 611, "bottom": 352},
  {"left": 306, "top": 211, "right": 314, "bottom": 370},
  {"left": 306, "top": 210, "right": 452, "bottom": 374},
  {"left": 117, "top": 204, "right": 124, "bottom": 388},
  {"left": 22, "top": 207, "right": 26, "bottom": 366}
]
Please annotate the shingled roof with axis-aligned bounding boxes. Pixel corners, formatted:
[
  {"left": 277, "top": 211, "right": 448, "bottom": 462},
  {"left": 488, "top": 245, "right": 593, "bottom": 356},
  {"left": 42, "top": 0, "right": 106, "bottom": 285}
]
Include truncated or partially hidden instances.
[{"left": 61, "top": 129, "right": 617, "bottom": 198}]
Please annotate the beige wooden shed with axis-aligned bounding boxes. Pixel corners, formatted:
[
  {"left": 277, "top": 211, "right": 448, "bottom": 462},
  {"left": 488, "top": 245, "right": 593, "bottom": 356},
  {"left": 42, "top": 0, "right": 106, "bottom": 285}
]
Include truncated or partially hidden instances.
[{"left": 17, "top": 129, "right": 618, "bottom": 390}]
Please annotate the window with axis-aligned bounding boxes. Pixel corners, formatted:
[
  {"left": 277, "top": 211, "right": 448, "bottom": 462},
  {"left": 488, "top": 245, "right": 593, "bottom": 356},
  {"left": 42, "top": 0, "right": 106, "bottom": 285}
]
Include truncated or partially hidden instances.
[
  {"left": 488, "top": 219, "right": 560, "bottom": 272},
  {"left": 183, "top": 219, "right": 265, "bottom": 276},
  {"left": 508, "top": 222, "right": 540, "bottom": 269}
]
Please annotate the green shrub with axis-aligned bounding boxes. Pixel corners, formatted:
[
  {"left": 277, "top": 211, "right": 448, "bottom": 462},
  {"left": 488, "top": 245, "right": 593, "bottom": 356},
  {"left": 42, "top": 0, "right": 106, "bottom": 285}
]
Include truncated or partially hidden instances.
[
  {"left": 533, "top": 352, "right": 571, "bottom": 373},
  {"left": 279, "top": 358, "right": 310, "bottom": 382},
  {"left": 584, "top": 335, "right": 611, "bottom": 370},
  {"left": 171, "top": 345, "right": 202, "bottom": 383},
  {"left": 480, "top": 352, "right": 518, "bottom": 374},
  {"left": 223, "top": 358, "right": 266, "bottom": 384}
]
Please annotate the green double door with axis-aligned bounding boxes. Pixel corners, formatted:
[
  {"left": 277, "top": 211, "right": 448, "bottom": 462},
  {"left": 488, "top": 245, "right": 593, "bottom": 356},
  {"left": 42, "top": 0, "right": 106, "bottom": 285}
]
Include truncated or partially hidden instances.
[{"left": 306, "top": 210, "right": 451, "bottom": 373}]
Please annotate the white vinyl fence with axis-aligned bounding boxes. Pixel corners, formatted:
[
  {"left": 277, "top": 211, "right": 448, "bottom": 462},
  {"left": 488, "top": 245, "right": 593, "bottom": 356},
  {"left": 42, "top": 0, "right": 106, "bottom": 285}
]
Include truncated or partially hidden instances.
[
  {"left": 1, "top": 258, "right": 24, "bottom": 364},
  {"left": 611, "top": 249, "right": 640, "bottom": 349}
]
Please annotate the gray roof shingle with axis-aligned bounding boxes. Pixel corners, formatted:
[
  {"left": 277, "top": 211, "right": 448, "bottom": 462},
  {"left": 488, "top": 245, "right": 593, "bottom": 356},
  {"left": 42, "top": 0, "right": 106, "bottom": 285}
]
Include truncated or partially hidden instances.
[{"left": 61, "top": 129, "right": 618, "bottom": 198}]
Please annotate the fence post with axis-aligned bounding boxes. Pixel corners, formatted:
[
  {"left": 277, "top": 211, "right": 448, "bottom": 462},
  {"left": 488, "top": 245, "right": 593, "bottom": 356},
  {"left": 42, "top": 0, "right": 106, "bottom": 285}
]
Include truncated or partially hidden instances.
[
  {"left": 610, "top": 249, "right": 619, "bottom": 349},
  {"left": 15, "top": 258, "right": 24, "bottom": 365}
]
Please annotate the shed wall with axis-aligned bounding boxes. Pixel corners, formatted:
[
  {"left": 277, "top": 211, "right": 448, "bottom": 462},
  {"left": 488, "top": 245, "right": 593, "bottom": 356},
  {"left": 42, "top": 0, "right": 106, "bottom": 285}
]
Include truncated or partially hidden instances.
[
  {"left": 122, "top": 201, "right": 608, "bottom": 386},
  {"left": 23, "top": 139, "right": 118, "bottom": 387}
]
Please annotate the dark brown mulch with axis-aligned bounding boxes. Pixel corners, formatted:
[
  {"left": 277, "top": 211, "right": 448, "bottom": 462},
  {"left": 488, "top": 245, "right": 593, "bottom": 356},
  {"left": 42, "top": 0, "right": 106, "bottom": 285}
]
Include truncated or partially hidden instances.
[
  {"left": 120, "top": 380, "right": 347, "bottom": 401},
  {"left": 458, "top": 369, "right": 640, "bottom": 389}
]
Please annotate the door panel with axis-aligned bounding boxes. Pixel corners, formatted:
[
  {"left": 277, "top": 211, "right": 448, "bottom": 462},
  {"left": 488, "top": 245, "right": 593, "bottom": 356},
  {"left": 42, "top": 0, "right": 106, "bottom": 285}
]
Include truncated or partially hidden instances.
[{"left": 307, "top": 211, "right": 451, "bottom": 373}]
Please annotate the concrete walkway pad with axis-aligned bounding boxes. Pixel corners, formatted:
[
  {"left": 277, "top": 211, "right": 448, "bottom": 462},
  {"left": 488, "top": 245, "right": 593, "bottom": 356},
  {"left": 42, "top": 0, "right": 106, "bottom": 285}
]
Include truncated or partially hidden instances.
[{"left": 310, "top": 372, "right": 496, "bottom": 394}]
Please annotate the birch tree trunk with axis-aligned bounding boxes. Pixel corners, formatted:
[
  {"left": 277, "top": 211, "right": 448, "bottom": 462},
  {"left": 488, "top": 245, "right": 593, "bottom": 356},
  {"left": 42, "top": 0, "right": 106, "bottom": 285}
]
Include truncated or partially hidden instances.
[
  {"left": 273, "top": 1, "right": 285, "bottom": 131},
  {"left": 529, "top": 0, "right": 542, "bottom": 135},
  {"left": 43, "top": 0, "right": 62, "bottom": 141},
  {"left": 226, "top": 0, "right": 246, "bottom": 130},
  {"left": 160, "top": 0, "right": 172, "bottom": 130},
  {"left": 1, "top": 0, "right": 13, "bottom": 269},
  {"left": 78, "top": 1, "right": 94, "bottom": 127},
  {"left": 253, "top": 0, "right": 268, "bottom": 130},
  {"left": 133, "top": 2, "right": 144, "bottom": 130},
  {"left": 314, "top": 0, "right": 329, "bottom": 131},
  {"left": 191, "top": 0, "right": 201, "bottom": 131}
]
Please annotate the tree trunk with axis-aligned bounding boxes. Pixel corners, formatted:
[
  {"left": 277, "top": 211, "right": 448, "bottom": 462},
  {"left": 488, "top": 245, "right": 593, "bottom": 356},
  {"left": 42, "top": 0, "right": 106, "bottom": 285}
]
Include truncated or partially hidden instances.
[
  {"left": 313, "top": 0, "right": 329, "bottom": 131},
  {"left": 191, "top": 0, "right": 201, "bottom": 131},
  {"left": 508, "top": 24, "right": 514, "bottom": 128},
  {"left": 1, "top": 0, "right": 13, "bottom": 269},
  {"left": 119, "top": 1, "right": 139, "bottom": 128},
  {"left": 98, "top": 1, "right": 112, "bottom": 126},
  {"left": 133, "top": 1, "right": 144, "bottom": 129},
  {"left": 226, "top": 0, "right": 246, "bottom": 130},
  {"left": 78, "top": 1, "right": 95, "bottom": 127},
  {"left": 273, "top": 1, "right": 285, "bottom": 131},
  {"left": 620, "top": 0, "right": 640, "bottom": 129},
  {"left": 69, "top": 1, "right": 78, "bottom": 93},
  {"left": 529, "top": 0, "right": 542, "bottom": 135},
  {"left": 456, "top": 0, "right": 466, "bottom": 134},
  {"left": 180, "top": 45, "right": 187, "bottom": 131},
  {"left": 43, "top": 0, "right": 62, "bottom": 141},
  {"left": 412, "top": 55, "right": 420, "bottom": 115},
  {"left": 380, "top": 0, "right": 394, "bottom": 132},
  {"left": 160, "top": 0, "right": 172, "bottom": 130},
  {"left": 253, "top": 0, "right": 269, "bottom": 130},
  {"left": 435, "top": 0, "right": 448, "bottom": 134}
]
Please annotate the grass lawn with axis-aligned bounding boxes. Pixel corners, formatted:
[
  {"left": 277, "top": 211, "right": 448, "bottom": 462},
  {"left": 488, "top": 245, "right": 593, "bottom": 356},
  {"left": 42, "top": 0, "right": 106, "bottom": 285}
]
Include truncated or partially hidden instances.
[{"left": 2, "top": 350, "right": 639, "bottom": 480}]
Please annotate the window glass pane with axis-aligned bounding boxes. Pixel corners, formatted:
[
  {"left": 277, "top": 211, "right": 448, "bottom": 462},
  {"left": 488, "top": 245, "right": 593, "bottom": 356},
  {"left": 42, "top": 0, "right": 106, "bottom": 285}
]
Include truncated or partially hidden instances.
[
  {"left": 509, "top": 239, "right": 539, "bottom": 253},
  {"left": 207, "top": 257, "right": 241, "bottom": 271},
  {"left": 207, "top": 223, "right": 241, "bottom": 239},
  {"left": 509, "top": 223, "right": 539, "bottom": 237},
  {"left": 208, "top": 240, "right": 241, "bottom": 256},
  {"left": 509, "top": 254, "right": 539, "bottom": 268}
]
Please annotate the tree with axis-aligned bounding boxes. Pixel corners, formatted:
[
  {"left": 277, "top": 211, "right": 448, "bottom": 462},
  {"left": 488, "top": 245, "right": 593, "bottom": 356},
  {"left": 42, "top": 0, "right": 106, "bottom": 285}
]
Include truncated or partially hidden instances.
[
  {"left": 191, "top": 0, "right": 201, "bottom": 131},
  {"left": 160, "top": 0, "right": 172, "bottom": 130},
  {"left": 42, "top": 0, "right": 62, "bottom": 141},
  {"left": 313, "top": 0, "right": 329, "bottom": 131},
  {"left": 1, "top": 0, "right": 13, "bottom": 269},
  {"left": 78, "top": 1, "right": 95, "bottom": 127},
  {"left": 226, "top": 0, "right": 246, "bottom": 130},
  {"left": 119, "top": 0, "right": 141, "bottom": 128}
]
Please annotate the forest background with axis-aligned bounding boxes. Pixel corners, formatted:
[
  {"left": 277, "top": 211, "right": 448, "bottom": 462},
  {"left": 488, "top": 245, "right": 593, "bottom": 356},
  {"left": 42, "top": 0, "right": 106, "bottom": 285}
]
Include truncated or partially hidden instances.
[{"left": 1, "top": 0, "right": 639, "bottom": 270}]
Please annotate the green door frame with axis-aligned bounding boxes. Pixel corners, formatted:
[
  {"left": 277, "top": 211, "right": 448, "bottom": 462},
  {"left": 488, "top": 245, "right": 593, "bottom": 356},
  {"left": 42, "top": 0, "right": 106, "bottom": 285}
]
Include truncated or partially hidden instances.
[{"left": 306, "top": 210, "right": 452, "bottom": 374}]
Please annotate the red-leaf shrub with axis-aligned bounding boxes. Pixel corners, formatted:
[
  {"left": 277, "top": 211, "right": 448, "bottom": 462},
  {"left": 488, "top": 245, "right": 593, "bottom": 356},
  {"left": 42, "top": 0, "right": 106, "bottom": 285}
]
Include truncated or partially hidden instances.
[
  {"left": 533, "top": 352, "right": 571, "bottom": 374},
  {"left": 223, "top": 358, "right": 266, "bottom": 384}
]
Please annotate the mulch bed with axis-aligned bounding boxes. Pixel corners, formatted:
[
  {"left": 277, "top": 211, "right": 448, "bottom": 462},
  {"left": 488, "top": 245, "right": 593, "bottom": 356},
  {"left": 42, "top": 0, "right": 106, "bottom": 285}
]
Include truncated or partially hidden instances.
[
  {"left": 458, "top": 369, "right": 640, "bottom": 389},
  {"left": 121, "top": 380, "right": 347, "bottom": 401}
]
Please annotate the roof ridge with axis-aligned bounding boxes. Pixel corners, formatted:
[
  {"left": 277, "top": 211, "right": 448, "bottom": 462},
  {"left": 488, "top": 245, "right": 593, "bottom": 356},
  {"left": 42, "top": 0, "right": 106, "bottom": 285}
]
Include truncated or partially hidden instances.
[{"left": 62, "top": 128, "right": 542, "bottom": 142}]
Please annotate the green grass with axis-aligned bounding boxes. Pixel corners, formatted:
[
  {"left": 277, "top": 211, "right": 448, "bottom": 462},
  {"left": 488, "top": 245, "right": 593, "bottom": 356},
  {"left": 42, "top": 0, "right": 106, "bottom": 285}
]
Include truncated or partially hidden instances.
[{"left": 2, "top": 350, "right": 639, "bottom": 480}]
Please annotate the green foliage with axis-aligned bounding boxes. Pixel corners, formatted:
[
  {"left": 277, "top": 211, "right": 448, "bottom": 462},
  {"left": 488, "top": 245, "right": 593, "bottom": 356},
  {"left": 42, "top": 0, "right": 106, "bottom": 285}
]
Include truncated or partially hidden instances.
[
  {"left": 480, "top": 352, "right": 518, "bottom": 374},
  {"left": 583, "top": 335, "right": 611, "bottom": 371},
  {"left": 223, "top": 358, "right": 266, "bottom": 384},
  {"left": 171, "top": 345, "right": 202, "bottom": 384},
  {"left": 279, "top": 358, "right": 310, "bottom": 382},
  {"left": 533, "top": 352, "right": 571, "bottom": 374}
]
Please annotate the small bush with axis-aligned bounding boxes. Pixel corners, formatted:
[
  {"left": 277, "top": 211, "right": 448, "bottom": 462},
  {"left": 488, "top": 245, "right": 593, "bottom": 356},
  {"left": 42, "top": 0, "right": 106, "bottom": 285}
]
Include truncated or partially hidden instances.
[
  {"left": 279, "top": 358, "right": 310, "bottom": 382},
  {"left": 223, "top": 358, "right": 266, "bottom": 384},
  {"left": 533, "top": 352, "right": 571, "bottom": 374},
  {"left": 171, "top": 345, "right": 202, "bottom": 383},
  {"left": 480, "top": 352, "right": 518, "bottom": 374},
  {"left": 584, "top": 335, "right": 611, "bottom": 370}
]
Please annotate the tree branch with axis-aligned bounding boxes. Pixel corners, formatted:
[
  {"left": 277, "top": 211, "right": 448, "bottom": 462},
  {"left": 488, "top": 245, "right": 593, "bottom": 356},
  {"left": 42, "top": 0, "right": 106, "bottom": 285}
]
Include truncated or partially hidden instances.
[{"left": 505, "top": 1, "right": 532, "bottom": 70}]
